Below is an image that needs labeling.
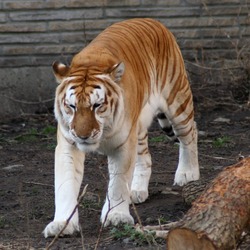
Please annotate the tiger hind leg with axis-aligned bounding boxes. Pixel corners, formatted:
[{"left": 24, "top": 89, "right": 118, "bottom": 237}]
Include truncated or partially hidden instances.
[
  {"left": 171, "top": 115, "right": 199, "bottom": 186},
  {"left": 158, "top": 109, "right": 199, "bottom": 186}
]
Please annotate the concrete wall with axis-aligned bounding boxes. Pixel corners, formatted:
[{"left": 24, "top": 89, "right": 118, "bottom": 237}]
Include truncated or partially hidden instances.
[{"left": 0, "top": 0, "right": 250, "bottom": 117}]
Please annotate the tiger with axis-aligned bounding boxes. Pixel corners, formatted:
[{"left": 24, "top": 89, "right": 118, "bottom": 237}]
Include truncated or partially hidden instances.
[{"left": 43, "top": 18, "right": 199, "bottom": 237}]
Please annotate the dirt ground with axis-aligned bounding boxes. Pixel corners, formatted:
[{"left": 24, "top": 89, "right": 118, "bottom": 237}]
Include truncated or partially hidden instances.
[{"left": 0, "top": 64, "right": 250, "bottom": 250}]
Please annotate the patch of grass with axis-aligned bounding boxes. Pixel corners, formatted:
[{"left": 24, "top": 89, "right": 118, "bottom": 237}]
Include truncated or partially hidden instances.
[
  {"left": 41, "top": 125, "right": 57, "bottom": 135},
  {"left": 46, "top": 143, "right": 57, "bottom": 150},
  {"left": 149, "top": 135, "right": 166, "bottom": 143},
  {"left": 110, "top": 224, "right": 156, "bottom": 246},
  {"left": 80, "top": 193, "right": 103, "bottom": 210},
  {"left": 14, "top": 126, "right": 57, "bottom": 143},
  {"left": 0, "top": 134, "right": 6, "bottom": 143},
  {"left": 0, "top": 216, "right": 6, "bottom": 229},
  {"left": 157, "top": 215, "right": 168, "bottom": 224},
  {"left": 15, "top": 128, "right": 39, "bottom": 142},
  {"left": 30, "top": 186, "right": 39, "bottom": 195},
  {"left": 212, "top": 136, "right": 231, "bottom": 147},
  {"left": 80, "top": 200, "right": 102, "bottom": 210}
]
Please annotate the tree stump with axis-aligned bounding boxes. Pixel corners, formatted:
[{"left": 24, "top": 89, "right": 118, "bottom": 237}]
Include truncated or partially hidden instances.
[{"left": 167, "top": 157, "right": 250, "bottom": 250}]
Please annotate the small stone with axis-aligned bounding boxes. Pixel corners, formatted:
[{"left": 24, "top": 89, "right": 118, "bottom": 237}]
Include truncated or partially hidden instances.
[
  {"left": 123, "top": 237, "right": 131, "bottom": 244},
  {"left": 213, "top": 117, "right": 231, "bottom": 123},
  {"left": 198, "top": 130, "right": 207, "bottom": 137}
]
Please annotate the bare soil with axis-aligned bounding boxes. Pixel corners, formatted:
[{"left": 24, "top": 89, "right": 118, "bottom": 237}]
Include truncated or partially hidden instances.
[{"left": 0, "top": 66, "right": 250, "bottom": 249}]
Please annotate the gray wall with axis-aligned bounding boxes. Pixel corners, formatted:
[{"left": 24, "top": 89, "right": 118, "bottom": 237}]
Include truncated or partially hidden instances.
[{"left": 1, "top": 0, "right": 250, "bottom": 117}]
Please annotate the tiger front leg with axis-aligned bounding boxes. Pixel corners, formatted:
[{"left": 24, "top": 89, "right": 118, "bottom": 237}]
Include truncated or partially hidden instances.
[
  {"left": 131, "top": 130, "right": 152, "bottom": 204},
  {"left": 43, "top": 126, "right": 85, "bottom": 238},
  {"left": 101, "top": 139, "right": 137, "bottom": 227}
]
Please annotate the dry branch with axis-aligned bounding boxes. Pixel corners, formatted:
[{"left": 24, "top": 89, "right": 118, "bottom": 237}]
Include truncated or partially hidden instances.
[
  {"left": 23, "top": 181, "right": 54, "bottom": 188},
  {"left": 0, "top": 93, "right": 54, "bottom": 105},
  {"left": 94, "top": 196, "right": 125, "bottom": 250},
  {"left": 46, "top": 184, "right": 88, "bottom": 250},
  {"left": 167, "top": 157, "right": 250, "bottom": 250}
]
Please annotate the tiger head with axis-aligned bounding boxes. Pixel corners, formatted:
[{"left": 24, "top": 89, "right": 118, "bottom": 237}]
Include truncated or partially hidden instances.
[{"left": 53, "top": 60, "right": 125, "bottom": 152}]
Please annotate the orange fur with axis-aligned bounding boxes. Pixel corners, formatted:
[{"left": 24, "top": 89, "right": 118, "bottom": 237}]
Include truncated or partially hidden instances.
[{"left": 55, "top": 18, "right": 194, "bottom": 144}]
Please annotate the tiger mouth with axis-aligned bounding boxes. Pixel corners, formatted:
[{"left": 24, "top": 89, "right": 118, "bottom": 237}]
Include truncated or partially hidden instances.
[
  {"left": 79, "top": 141, "right": 96, "bottom": 145},
  {"left": 69, "top": 133, "right": 97, "bottom": 146},
  {"left": 75, "top": 139, "right": 100, "bottom": 152},
  {"left": 75, "top": 138, "right": 99, "bottom": 146}
]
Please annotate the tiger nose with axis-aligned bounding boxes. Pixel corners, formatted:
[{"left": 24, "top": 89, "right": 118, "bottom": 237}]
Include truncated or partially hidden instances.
[
  {"left": 70, "top": 129, "right": 90, "bottom": 140},
  {"left": 79, "top": 135, "right": 90, "bottom": 140}
]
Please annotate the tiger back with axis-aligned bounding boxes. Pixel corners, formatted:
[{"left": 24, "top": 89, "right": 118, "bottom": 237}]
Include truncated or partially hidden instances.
[{"left": 43, "top": 18, "right": 199, "bottom": 238}]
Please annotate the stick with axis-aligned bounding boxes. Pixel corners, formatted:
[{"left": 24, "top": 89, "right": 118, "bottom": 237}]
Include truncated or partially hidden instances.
[
  {"left": 94, "top": 195, "right": 125, "bottom": 250},
  {"left": 23, "top": 181, "right": 53, "bottom": 188},
  {"left": 0, "top": 93, "right": 54, "bottom": 105},
  {"left": 46, "top": 184, "right": 88, "bottom": 250},
  {"left": 79, "top": 224, "right": 86, "bottom": 250},
  {"left": 143, "top": 221, "right": 181, "bottom": 231},
  {"left": 131, "top": 201, "right": 156, "bottom": 246},
  {"left": 134, "top": 220, "right": 180, "bottom": 240},
  {"left": 185, "top": 60, "right": 241, "bottom": 71}
]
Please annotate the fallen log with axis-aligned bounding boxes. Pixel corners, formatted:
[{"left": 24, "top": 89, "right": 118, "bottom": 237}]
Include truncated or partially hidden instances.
[
  {"left": 182, "top": 175, "right": 215, "bottom": 206},
  {"left": 167, "top": 157, "right": 250, "bottom": 250}
]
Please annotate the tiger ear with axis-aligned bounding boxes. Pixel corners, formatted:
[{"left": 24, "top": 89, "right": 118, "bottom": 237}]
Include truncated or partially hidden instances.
[
  {"left": 52, "top": 61, "right": 70, "bottom": 84},
  {"left": 108, "top": 62, "right": 125, "bottom": 83}
]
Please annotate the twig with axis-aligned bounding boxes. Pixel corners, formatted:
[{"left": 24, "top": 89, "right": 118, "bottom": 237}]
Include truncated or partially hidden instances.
[
  {"left": 23, "top": 181, "right": 53, "bottom": 188},
  {"left": 0, "top": 94, "right": 54, "bottom": 105},
  {"left": 79, "top": 224, "right": 86, "bottom": 250},
  {"left": 153, "top": 230, "right": 169, "bottom": 238},
  {"left": 137, "top": 225, "right": 170, "bottom": 239},
  {"left": 134, "top": 221, "right": 181, "bottom": 239},
  {"left": 132, "top": 201, "right": 156, "bottom": 246},
  {"left": 19, "top": 113, "right": 54, "bottom": 119},
  {"left": 46, "top": 184, "right": 88, "bottom": 250},
  {"left": 198, "top": 153, "right": 235, "bottom": 161},
  {"left": 94, "top": 195, "right": 125, "bottom": 250},
  {"left": 143, "top": 221, "right": 180, "bottom": 231},
  {"left": 14, "top": 132, "right": 48, "bottom": 139},
  {"left": 0, "top": 128, "right": 9, "bottom": 132},
  {"left": 185, "top": 60, "right": 242, "bottom": 71},
  {"left": 131, "top": 201, "right": 143, "bottom": 227}
]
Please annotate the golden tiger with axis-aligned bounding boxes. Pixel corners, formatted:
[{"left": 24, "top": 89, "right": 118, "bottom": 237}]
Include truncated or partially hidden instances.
[{"left": 44, "top": 18, "right": 199, "bottom": 237}]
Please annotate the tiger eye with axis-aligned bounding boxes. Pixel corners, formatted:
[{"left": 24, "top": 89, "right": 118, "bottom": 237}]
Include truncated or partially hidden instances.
[
  {"left": 93, "top": 103, "right": 101, "bottom": 109},
  {"left": 69, "top": 104, "right": 76, "bottom": 110}
]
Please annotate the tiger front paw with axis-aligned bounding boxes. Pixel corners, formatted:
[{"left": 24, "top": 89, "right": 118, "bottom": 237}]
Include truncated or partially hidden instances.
[
  {"left": 130, "top": 189, "right": 148, "bottom": 204},
  {"left": 43, "top": 220, "right": 79, "bottom": 238},
  {"left": 131, "top": 171, "right": 150, "bottom": 204},
  {"left": 174, "top": 168, "right": 200, "bottom": 186},
  {"left": 102, "top": 211, "right": 134, "bottom": 227}
]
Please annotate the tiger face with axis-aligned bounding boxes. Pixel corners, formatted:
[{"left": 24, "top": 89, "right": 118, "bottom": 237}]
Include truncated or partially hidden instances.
[{"left": 53, "top": 61, "right": 125, "bottom": 152}]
